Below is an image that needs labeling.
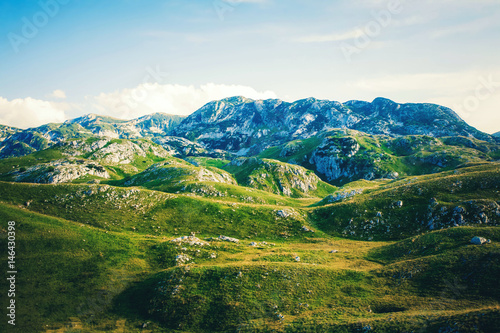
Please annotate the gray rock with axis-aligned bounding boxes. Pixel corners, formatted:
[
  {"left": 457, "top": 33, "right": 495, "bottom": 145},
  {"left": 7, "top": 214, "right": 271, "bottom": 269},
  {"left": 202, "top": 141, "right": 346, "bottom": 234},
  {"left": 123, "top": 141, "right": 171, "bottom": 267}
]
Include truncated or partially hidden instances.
[
  {"left": 470, "top": 236, "right": 491, "bottom": 245},
  {"left": 275, "top": 209, "right": 294, "bottom": 218},
  {"left": 218, "top": 235, "right": 240, "bottom": 243},
  {"left": 323, "top": 189, "right": 363, "bottom": 203}
]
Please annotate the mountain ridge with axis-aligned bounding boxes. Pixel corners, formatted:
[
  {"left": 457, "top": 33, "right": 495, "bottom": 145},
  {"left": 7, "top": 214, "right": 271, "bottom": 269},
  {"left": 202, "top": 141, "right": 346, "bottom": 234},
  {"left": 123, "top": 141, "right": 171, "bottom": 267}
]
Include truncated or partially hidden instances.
[{"left": 0, "top": 97, "right": 496, "bottom": 159}]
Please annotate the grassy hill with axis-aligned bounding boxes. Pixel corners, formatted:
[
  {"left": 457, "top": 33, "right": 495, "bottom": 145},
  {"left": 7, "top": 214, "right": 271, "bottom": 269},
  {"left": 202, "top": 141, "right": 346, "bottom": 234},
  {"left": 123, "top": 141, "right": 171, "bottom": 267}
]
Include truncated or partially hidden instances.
[
  {"left": 1, "top": 199, "right": 498, "bottom": 332},
  {"left": 223, "top": 157, "right": 337, "bottom": 198},
  {"left": 310, "top": 162, "right": 500, "bottom": 240}
]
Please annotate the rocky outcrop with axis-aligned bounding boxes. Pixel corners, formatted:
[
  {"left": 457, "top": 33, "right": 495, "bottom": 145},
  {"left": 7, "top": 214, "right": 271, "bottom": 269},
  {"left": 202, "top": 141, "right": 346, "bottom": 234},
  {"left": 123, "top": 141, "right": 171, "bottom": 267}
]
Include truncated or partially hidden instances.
[
  {"left": 61, "top": 139, "right": 170, "bottom": 164},
  {"left": 152, "top": 136, "right": 230, "bottom": 159},
  {"left": 123, "top": 159, "right": 237, "bottom": 187},
  {"left": 171, "top": 235, "right": 208, "bottom": 246},
  {"left": 309, "top": 136, "right": 398, "bottom": 182},
  {"left": 13, "top": 159, "right": 110, "bottom": 184},
  {"left": 321, "top": 189, "right": 364, "bottom": 204}
]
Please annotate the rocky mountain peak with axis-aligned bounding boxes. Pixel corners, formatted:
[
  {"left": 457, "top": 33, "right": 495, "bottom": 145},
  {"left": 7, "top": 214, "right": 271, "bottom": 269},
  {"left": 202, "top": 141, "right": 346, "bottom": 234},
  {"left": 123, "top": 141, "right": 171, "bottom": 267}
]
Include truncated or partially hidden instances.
[{"left": 171, "top": 96, "right": 495, "bottom": 155}]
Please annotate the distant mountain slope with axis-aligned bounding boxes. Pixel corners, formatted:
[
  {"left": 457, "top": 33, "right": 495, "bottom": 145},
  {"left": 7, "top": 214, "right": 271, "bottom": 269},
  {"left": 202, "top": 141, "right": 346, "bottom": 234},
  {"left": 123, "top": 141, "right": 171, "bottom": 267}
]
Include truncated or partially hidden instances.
[
  {"left": 0, "top": 113, "right": 184, "bottom": 158},
  {"left": 171, "top": 96, "right": 495, "bottom": 155},
  {"left": 0, "top": 124, "right": 21, "bottom": 141},
  {"left": 67, "top": 113, "right": 184, "bottom": 138}
]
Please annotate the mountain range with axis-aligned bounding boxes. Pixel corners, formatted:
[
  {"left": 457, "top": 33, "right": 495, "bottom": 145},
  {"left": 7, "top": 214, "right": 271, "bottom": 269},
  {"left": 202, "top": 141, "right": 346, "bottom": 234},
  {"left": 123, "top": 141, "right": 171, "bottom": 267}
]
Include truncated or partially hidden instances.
[{"left": 1, "top": 97, "right": 498, "bottom": 160}]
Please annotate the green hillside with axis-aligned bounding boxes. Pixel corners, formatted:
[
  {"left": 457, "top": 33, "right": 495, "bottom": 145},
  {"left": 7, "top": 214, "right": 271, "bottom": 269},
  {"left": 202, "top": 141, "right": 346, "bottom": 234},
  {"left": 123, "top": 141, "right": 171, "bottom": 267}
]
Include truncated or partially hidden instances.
[
  {"left": 0, "top": 129, "right": 499, "bottom": 332},
  {"left": 310, "top": 163, "right": 500, "bottom": 240}
]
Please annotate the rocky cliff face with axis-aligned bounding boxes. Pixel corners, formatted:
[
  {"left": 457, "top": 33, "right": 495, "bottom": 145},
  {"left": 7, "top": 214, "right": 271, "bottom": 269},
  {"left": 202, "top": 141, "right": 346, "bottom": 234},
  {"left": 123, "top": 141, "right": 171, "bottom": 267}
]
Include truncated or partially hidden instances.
[
  {"left": 309, "top": 136, "right": 398, "bottom": 182},
  {"left": 0, "top": 97, "right": 494, "bottom": 159}
]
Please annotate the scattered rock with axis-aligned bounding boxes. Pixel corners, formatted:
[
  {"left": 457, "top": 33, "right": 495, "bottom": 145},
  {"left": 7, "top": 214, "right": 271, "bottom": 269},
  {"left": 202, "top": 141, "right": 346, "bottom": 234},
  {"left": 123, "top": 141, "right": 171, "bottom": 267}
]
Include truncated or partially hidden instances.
[
  {"left": 275, "top": 209, "right": 294, "bottom": 218},
  {"left": 218, "top": 235, "right": 240, "bottom": 243},
  {"left": 323, "top": 189, "right": 363, "bottom": 203},
  {"left": 301, "top": 226, "right": 315, "bottom": 232},
  {"left": 330, "top": 250, "right": 339, "bottom": 253},
  {"left": 471, "top": 236, "right": 491, "bottom": 245},
  {"left": 171, "top": 235, "right": 208, "bottom": 246},
  {"left": 175, "top": 254, "right": 191, "bottom": 265}
]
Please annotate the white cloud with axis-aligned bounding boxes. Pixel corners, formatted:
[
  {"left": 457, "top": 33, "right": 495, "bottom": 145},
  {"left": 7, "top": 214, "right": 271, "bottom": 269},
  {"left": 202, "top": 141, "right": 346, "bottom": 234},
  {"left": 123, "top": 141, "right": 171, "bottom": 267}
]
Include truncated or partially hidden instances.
[
  {"left": 0, "top": 84, "right": 278, "bottom": 129},
  {"left": 430, "top": 12, "right": 500, "bottom": 39},
  {"left": 89, "top": 83, "right": 278, "bottom": 120},
  {"left": 392, "top": 15, "right": 430, "bottom": 28},
  {"left": 0, "top": 97, "right": 68, "bottom": 129},
  {"left": 345, "top": 72, "right": 479, "bottom": 94},
  {"left": 295, "top": 29, "right": 365, "bottom": 43},
  {"left": 51, "top": 89, "right": 67, "bottom": 99}
]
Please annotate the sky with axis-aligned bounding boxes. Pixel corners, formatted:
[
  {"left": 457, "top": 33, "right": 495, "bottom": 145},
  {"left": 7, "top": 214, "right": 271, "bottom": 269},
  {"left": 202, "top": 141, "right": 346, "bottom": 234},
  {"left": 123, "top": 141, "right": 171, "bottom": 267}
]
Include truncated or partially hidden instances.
[{"left": 0, "top": 0, "right": 499, "bottom": 133}]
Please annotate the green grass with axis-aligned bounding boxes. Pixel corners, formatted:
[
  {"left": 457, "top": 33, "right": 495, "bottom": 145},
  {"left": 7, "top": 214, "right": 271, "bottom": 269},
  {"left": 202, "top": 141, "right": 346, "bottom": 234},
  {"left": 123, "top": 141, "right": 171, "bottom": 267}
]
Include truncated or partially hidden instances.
[
  {"left": 185, "top": 157, "right": 230, "bottom": 169},
  {"left": 0, "top": 181, "right": 314, "bottom": 240},
  {"left": 0, "top": 149, "right": 65, "bottom": 175},
  {"left": 0, "top": 194, "right": 498, "bottom": 332}
]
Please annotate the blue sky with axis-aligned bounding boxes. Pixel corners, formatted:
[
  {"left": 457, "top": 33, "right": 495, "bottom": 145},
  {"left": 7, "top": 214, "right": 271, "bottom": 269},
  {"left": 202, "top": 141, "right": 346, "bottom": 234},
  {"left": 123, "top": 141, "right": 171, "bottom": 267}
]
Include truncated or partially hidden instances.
[{"left": 0, "top": 0, "right": 499, "bottom": 133}]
